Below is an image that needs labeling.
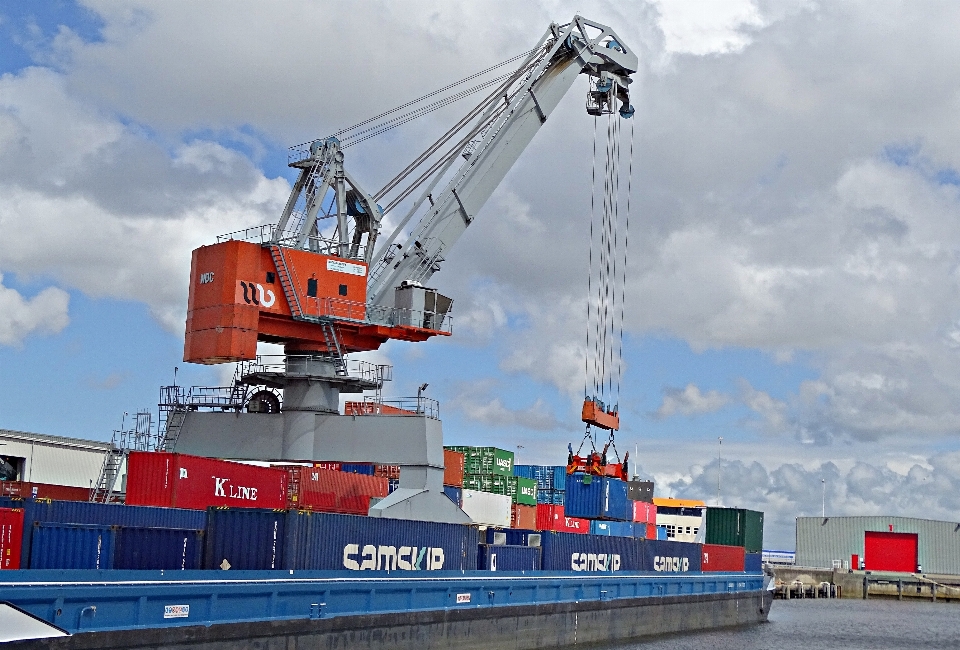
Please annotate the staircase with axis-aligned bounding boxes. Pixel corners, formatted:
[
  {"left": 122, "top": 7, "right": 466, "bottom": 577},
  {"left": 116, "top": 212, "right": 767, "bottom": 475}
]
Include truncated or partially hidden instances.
[
  {"left": 269, "top": 245, "right": 306, "bottom": 319},
  {"left": 320, "top": 320, "right": 348, "bottom": 377},
  {"left": 90, "top": 447, "right": 124, "bottom": 503}
]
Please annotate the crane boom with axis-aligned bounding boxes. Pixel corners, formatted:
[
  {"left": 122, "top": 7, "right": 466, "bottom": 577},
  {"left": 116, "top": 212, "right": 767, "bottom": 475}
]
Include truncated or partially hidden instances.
[{"left": 366, "top": 16, "right": 637, "bottom": 307}]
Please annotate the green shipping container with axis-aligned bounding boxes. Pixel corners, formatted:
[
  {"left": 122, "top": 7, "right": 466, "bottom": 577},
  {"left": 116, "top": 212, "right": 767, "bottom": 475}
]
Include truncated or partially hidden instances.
[
  {"left": 463, "top": 473, "right": 510, "bottom": 495},
  {"left": 513, "top": 477, "right": 537, "bottom": 506},
  {"left": 704, "top": 507, "right": 764, "bottom": 552},
  {"left": 447, "top": 447, "right": 515, "bottom": 477}
]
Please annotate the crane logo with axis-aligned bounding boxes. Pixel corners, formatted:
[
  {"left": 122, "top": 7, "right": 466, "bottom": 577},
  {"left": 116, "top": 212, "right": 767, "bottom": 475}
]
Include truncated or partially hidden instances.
[{"left": 239, "top": 281, "right": 276, "bottom": 308}]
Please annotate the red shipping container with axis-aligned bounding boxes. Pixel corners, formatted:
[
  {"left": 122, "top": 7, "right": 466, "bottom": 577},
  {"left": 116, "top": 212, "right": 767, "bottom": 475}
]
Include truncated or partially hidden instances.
[
  {"left": 512, "top": 503, "right": 537, "bottom": 529},
  {"left": 633, "top": 501, "right": 657, "bottom": 524},
  {"left": 443, "top": 450, "right": 465, "bottom": 487},
  {"left": 646, "top": 523, "right": 657, "bottom": 539},
  {"left": 313, "top": 462, "right": 342, "bottom": 472},
  {"left": 125, "top": 452, "right": 288, "bottom": 511},
  {"left": 288, "top": 467, "right": 388, "bottom": 514},
  {"left": 535, "top": 505, "right": 589, "bottom": 534},
  {"left": 375, "top": 465, "right": 400, "bottom": 480},
  {"left": 1, "top": 481, "right": 91, "bottom": 501},
  {"left": 0, "top": 508, "right": 24, "bottom": 570},
  {"left": 702, "top": 544, "right": 745, "bottom": 572}
]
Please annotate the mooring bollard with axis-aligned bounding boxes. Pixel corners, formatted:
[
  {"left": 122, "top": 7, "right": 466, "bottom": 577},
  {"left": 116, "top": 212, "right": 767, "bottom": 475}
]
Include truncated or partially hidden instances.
[
  {"left": 863, "top": 576, "right": 869, "bottom": 600},
  {"left": 932, "top": 583, "right": 937, "bottom": 603},
  {"left": 898, "top": 579, "right": 902, "bottom": 601}
]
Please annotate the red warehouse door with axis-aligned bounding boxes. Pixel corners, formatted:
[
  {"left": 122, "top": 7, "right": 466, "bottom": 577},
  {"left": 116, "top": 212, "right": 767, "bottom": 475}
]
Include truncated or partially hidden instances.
[{"left": 864, "top": 531, "right": 918, "bottom": 572}]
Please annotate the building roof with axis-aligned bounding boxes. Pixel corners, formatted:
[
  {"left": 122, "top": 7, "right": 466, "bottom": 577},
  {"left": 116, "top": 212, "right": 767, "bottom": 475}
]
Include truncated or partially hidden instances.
[
  {"left": 653, "top": 497, "right": 705, "bottom": 508},
  {"left": 0, "top": 428, "right": 112, "bottom": 451}
]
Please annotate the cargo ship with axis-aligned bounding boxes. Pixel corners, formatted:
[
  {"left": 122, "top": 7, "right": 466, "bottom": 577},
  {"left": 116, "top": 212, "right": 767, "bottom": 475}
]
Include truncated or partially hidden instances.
[{"left": 1, "top": 15, "right": 773, "bottom": 647}]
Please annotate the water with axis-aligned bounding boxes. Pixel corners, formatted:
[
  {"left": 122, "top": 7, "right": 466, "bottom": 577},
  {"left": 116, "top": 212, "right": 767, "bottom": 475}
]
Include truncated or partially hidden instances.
[{"left": 616, "top": 599, "right": 960, "bottom": 649}]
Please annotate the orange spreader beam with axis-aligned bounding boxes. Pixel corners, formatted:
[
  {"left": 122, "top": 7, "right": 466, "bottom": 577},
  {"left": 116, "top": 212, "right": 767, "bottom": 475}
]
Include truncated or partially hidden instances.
[{"left": 581, "top": 399, "right": 620, "bottom": 430}]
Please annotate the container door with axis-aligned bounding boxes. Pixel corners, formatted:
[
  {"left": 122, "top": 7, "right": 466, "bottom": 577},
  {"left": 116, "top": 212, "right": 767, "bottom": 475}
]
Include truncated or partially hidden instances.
[{"left": 863, "top": 531, "right": 917, "bottom": 572}]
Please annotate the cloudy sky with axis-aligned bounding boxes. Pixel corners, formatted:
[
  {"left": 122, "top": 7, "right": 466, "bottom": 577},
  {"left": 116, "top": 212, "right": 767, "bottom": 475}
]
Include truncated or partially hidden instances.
[{"left": 3, "top": 0, "right": 960, "bottom": 548}]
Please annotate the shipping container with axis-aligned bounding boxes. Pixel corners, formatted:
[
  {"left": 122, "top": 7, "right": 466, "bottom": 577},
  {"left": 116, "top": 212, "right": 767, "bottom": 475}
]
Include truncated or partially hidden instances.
[
  {"left": 0, "top": 507, "right": 23, "bottom": 569},
  {"left": 443, "top": 485, "right": 461, "bottom": 506},
  {"left": 0, "top": 481, "right": 91, "bottom": 502},
  {"left": 632, "top": 501, "right": 657, "bottom": 524},
  {"left": 657, "top": 525, "right": 667, "bottom": 540},
  {"left": 204, "top": 507, "right": 286, "bottom": 570},
  {"left": 313, "top": 462, "right": 342, "bottom": 472},
  {"left": 646, "top": 523, "right": 657, "bottom": 540},
  {"left": 478, "top": 544, "right": 541, "bottom": 571},
  {"left": 285, "top": 466, "right": 388, "bottom": 514},
  {"left": 389, "top": 479, "right": 400, "bottom": 494},
  {"left": 702, "top": 543, "right": 745, "bottom": 572},
  {"left": 463, "top": 473, "right": 511, "bottom": 495},
  {"left": 482, "top": 528, "right": 541, "bottom": 547},
  {"left": 460, "top": 490, "right": 511, "bottom": 527},
  {"left": 126, "top": 452, "right": 288, "bottom": 511},
  {"left": 589, "top": 520, "right": 635, "bottom": 537},
  {"left": 512, "top": 503, "right": 536, "bottom": 530},
  {"left": 513, "top": 465, "right": 566, "bottom": 492},
  {"left": 627, "top": 480, "right": 654, "bottom": 503},
  {"left": 536, "top": 489, "right": 565, "bottom": 505},
  {"left": 704, "top": 507, "right": 764, "bottom": 552},
  {"left": 443, "top": 450, "right": 465, "bottom": 487},
  {"left": 643, "top": 539, "right": 702, "bottom": 572},
  {"left": 341, "top": 463, "right": 376, "bottom": 475},
  {"left": 540, "top": 530, "right": 643, "bottom": 571},
  {"left": 283, "top": 510, "right": 479, "bottom": 572},
  {"left": 564, "top": 474, "right": 631, "bottom": 521},
  {"left": 535, "top": 505, "right": 589, "bottom": 534},
  {"left": 374, "top": 464, "right": 400, "bottom": 480},
  {"left": 29, "top": 522, "right": 116, "bottom": 570},
  {"left": 114, "top": 527, "right": 204, "bottom": 570},
  {"left": 745, "top": 552, "right": 762, "bottom": 572},
  {"left": 513, "top": 477, "right": 537, "bottom": 505},
  {"left": 447, "top": 447, "right": 514, "bottom": 477}
]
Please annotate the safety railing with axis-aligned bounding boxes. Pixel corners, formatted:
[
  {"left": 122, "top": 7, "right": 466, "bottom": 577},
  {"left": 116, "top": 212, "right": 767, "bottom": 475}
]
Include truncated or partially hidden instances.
[
  {"left": 239, "top": 355, "right": 392, "bottom": 386},
  {"left": 159, "top": 385, "right": 239, "bottom": 410},
  {"left": 358, "top": 395, "right": 440, "bottom": 419},
  {"left": 215, "top": 225, "right": 367, "bottom": 260}
]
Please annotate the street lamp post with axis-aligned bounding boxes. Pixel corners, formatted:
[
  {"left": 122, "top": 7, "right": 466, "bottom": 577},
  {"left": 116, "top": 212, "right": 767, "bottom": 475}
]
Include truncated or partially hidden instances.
[
  {"left": 821, "top": 477, "right": 825, "bottom": 517},
  {"left": 717, "top": 437, "right": 722, "bottom": 507}
]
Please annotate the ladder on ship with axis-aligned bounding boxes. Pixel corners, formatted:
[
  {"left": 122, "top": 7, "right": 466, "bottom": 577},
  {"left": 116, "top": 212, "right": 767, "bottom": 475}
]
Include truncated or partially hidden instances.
[{"left": 91, "top": 410, "right": 155, "bottom": 503}]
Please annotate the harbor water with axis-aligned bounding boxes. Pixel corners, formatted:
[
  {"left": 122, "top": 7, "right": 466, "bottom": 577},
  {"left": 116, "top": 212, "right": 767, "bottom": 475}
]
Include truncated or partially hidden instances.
[{"left": 620, "top": 599, "right": 960, "bottom": 649}]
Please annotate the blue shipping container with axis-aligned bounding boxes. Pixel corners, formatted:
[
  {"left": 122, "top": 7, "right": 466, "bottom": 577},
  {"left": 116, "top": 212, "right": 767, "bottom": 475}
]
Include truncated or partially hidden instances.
[
  {"left": 283, "top": 510, "right": 479, "bottom": 572},
  {"left": 478, "top": 544, "right": 541, "bottom": 571},
  {"left": 536, "top": 489, "right": 564, "bottom": 505},
  {"left": 513, "top": 465, "right": 567, "bottom": 492},
  {"left": 442, "top": 485, "right": 461, "bottom": 506},
  {"left": 643, "top": 539, "right": 703, "bottom": 573},
  {"left": 482, "top": 528, "right": 541, "bottom": 547},
  {"left": 745, "top": 552, "right": 762, "bottom": 572},
  {"left": 564, "top": 474, "right": 630, "bottom": 521},
  {"left": 114, "top": 527, "right": 204, "bottom": 570},
  {"left": 204, "top": 508, "right": 286, "bottom": 570},
  {"left": 341, "top": 463, "right": 375, "bottom": 475},
  {"left": 540, "top": 530, "right": 643, "bottom": 572},
  {"left": 29, "top": 522, "right": 116, "bottom": 570},
  {"left": 590, "top": 520, "right": 635, "bottom": 537},
  {"left": 0, "top": 496, "right": 206, "bottom": 568},
  {"left": 388, "top": 479, "right": 400, "bottom": 494},
  {"left": 657, "top": 525, "right": 667, "bottom": 540}
]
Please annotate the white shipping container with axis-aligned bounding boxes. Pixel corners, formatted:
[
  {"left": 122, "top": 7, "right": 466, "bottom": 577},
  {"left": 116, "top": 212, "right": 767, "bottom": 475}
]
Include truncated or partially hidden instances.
[{"left": 460, "top": 489, "right": 512, "bottom": 527}]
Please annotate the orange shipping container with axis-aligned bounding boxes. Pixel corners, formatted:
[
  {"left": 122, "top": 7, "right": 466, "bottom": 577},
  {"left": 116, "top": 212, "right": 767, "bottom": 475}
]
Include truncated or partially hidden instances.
[
  {"left": 1, "top": 481, "right": 91, "bottom": 502},
  {"left": 375, "top": 465, "right": 401, "bottom": 480},
  {"left": 443, "top": 450, "right": 465, "bottom": 487},
  {"left": 286, "top": 467, "right": 388, "bottom": 515},
  {"left": 512, "top": 503, "right": 536, "bottom": 529}
]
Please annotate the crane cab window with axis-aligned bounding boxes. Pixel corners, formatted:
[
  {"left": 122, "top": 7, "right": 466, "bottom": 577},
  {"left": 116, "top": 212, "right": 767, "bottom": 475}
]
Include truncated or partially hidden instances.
[
  {"left": 339, "top": 284, "right": 348, "bottom": 296},
  {"left": 307, "top": 279, "right": 318, "bottom": 297}
]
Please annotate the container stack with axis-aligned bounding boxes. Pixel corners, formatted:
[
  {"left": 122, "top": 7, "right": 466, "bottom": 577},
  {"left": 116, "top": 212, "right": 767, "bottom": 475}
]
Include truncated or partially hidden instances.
[
  {"left": 442, "top": 449, "right": 465, "bottom": 507},
  {"left": 702, "top": 506, "right": 764, "bottom": 571},
  {"left": 445, "top": 447, "right": 520, "bottom": 526}
]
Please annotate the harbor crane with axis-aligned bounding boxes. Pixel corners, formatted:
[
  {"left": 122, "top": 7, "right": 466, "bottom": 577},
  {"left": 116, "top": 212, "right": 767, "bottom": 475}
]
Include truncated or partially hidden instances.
[{"left": 172, "top": 16, "right": 637, "bottom": 523}]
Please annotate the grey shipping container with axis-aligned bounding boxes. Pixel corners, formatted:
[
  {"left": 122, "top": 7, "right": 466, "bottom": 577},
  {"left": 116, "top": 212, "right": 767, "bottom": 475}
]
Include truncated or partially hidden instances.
[
  {"left": 643, "top": 539, "right": 702, "bottom": 573},
  {"left": 114, "top": 527, "right": 204, "bottom": 570},
  {"left": 284, "top": 510, "right": 479, "bottom": 572},
  {"left": 627, "top": 480, "right": 654, "bottom": 503},
  {"left": 704, "top": 507, "right": 764, "bottom": 552},
  {"left": 540, "top": 530, "right": 643, "bottom": 572},
  {"left": 29, "top": 522, "right": 116, "bottom": 570},
  {"left": 204, "top": 507, "right": 285, "bottom": 570},
  {"left": 478, "top": 544, "right": 541, "bottom": 571},
  {"left": 745, "top": 552, "right": 762, "bottom": 572}
]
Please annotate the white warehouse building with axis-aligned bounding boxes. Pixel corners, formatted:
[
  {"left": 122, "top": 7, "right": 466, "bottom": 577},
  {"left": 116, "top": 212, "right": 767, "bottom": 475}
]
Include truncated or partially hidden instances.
[{"left": 0, "top": 428, "right": 111, "bottom": 489}]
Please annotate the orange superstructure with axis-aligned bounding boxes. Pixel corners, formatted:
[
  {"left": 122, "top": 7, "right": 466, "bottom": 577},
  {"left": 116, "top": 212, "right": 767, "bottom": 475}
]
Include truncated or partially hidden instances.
[{"left": 183, "top": 240, "right": 449, "bottom": 364}]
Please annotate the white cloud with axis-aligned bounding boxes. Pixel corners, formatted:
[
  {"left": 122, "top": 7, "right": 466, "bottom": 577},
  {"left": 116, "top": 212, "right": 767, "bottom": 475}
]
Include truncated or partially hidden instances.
[
  {"left": 0, "top": 274, "right": 70, "bottom": 346},
  {"left": 655, "top": 383, "right": 730, "bottom": 418},
  {"left": 450, "top": 379, "right": 567, "bottom": 431}
]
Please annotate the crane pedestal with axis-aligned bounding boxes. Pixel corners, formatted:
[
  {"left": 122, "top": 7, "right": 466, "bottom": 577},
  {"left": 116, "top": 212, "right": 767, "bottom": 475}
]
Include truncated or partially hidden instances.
[{"left": 169, "top": 355, "right": 469, "bottom": 524}]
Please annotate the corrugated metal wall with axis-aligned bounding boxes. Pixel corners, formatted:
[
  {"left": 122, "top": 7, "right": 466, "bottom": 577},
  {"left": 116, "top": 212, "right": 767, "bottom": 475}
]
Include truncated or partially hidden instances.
[
  {"left": 0, "top": 429, "right": 111, "bottom": 489},
  {"left": 796, "top": 516, "right": 960, "bottom": 574}
]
